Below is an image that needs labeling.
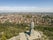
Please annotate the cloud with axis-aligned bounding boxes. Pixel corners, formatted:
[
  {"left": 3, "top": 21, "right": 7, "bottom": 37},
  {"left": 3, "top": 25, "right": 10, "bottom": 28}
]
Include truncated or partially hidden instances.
[{"left": 0, "top": 6, "right": 53, "bottom": 12}]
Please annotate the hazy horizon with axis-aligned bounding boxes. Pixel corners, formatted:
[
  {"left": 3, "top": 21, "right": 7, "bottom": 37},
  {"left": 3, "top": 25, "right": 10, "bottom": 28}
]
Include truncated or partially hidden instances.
[{"left": 0, "top": 0, "right": 53, "bottom": 12}]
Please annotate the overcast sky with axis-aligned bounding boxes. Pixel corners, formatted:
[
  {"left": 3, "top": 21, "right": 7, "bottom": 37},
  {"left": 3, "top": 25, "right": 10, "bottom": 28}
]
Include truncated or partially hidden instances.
[{"left": 0, "top": 0, "right": 53, "bottom": 12}]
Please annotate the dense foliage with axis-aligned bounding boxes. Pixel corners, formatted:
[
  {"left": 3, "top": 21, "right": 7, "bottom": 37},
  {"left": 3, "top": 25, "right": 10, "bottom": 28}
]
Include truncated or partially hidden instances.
[
  {"left": 34, "top": 25, "right": 53, "bottom": 40},
  {"left": 0, "top": 22, "right": 53, "bottom": 40},
  {"left": 0, "top": 22, "right": 29, "bottom": 40}
]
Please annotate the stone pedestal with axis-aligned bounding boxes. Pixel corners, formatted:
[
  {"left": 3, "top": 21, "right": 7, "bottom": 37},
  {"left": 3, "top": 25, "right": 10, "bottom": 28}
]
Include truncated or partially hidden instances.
[{"left": 19, "top": 21, "right": 42, "bottom": 40}]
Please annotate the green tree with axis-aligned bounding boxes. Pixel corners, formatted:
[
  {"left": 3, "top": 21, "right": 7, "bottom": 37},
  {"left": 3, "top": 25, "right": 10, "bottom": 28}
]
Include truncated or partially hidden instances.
[{"left": 1, "top": 32, "right": 7, "bottom": 40}]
